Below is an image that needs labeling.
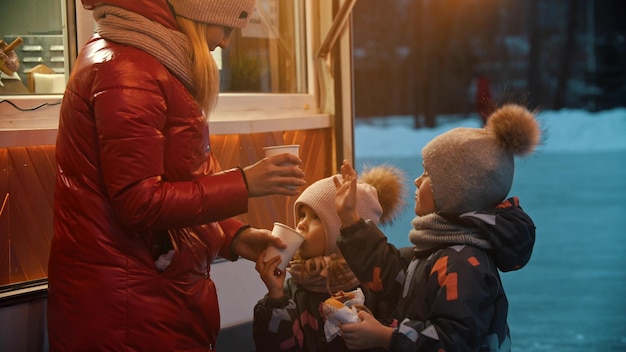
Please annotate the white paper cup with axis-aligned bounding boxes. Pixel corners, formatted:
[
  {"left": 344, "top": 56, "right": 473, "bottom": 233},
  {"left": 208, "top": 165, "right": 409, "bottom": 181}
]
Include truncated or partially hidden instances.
[
  {"left": 263, "top": 144, "right": 300, "bottom": 189},
  {"left": 263, "top": 144, "right": 300, "bottom": 160},
  {"left": 264, "top": 222, "right": 305, "bottom": 272}
]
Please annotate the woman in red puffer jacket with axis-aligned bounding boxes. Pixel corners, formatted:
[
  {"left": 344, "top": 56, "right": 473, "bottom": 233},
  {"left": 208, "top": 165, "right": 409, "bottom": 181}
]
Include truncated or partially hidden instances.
[{"left": 48, "top": 1, "right": 306, "bottom": 351}]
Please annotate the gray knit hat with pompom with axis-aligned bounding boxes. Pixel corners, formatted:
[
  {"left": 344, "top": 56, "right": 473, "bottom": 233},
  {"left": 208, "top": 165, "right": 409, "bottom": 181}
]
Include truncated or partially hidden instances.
[
  {"left": 422, "top": 104, "right": 541, "bottom": 214},
  {"left": 168, "top": 0, "right": 256, "bottom": 29},
  {"left": 295, "top": 165, "right": 406, "bottom": 256}
]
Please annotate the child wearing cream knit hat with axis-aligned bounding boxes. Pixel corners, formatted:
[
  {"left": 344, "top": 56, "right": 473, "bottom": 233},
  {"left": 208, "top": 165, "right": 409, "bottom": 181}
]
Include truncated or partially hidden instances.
[
  {"left": 254, "top": 165, "right": 406, "bottom": 351},
  {"left": 335, "top": 104, "right": 541, "bottom": 351}
]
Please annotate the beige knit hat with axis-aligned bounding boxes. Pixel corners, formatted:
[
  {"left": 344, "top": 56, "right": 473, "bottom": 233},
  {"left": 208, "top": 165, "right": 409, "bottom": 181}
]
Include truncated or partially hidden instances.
[
  {"left": 422, "top": 104, "right": 541, "bottom": 214},
  {"left": 295, "top": 165, "right": 406, "bottom": 256},
  {"left": 168, "top": 0, "right": 256, "bottom": 29}
]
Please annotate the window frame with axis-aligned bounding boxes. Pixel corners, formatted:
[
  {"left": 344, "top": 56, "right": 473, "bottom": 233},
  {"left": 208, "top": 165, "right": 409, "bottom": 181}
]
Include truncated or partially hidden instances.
[{"left": 1, "top": 0, "right": 336, "bottom": 146}]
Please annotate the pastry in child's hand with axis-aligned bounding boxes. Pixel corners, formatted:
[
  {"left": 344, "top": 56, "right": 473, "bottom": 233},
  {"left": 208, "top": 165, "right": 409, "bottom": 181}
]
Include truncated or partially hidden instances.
[
  {"left": 319, "top": 288, "right": 365, "bottom": 341},
  {"left": 325, "top": 290, "right": 358, "bottom": 307},
  {"left": 320, "top": 297, "right": 359, "bottom": 324}
]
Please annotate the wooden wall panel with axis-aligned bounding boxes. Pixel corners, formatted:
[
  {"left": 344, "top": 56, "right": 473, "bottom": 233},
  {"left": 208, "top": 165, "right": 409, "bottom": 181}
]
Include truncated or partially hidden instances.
[
  {"left": 0, "top": 148, "right": 9, "bottom": 285},
  {"left": 0, "top": 145, "right": 55, "bottom": 286},
  {"left": 0, "top": 128, "right": 333, "bottom": 286},
  {"left": 210, "top": 128, "right": 333, "bottom": 229}
]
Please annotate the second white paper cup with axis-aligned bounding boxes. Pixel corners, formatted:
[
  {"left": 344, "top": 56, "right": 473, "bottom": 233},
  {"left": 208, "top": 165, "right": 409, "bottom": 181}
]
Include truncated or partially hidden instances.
[{"left": 264, "top": 222, "right": 305, "bottom": 272}]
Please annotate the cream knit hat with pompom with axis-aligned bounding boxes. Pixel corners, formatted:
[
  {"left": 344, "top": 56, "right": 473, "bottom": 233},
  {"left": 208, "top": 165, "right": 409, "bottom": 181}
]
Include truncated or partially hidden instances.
[{"left": 295, "top": 165, "right": 406, "bottom": 256}]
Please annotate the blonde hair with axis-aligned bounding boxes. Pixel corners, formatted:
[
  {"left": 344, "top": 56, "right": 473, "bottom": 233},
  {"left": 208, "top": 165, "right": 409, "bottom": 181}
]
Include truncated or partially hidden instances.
[{"left": 175, "top": 17, "right": 220, "bottom": 113}]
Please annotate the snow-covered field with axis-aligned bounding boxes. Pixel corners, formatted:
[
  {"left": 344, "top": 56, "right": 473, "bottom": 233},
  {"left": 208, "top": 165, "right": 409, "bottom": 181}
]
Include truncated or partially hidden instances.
[{"left": 355, "top": 108, "right": 626, "bottom": 351}]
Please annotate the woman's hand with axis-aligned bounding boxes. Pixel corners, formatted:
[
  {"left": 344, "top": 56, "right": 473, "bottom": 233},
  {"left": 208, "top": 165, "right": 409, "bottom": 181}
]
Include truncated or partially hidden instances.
[
  {"left": 333, "top": 160, "right": 360, "bottom": 227},
  {"left": 243, "top": 154, "right": 306, "bottom": 197},
  {"left": 255, "top": 249, "right": 286, "bottom": 298},
  {"left": 340, "top": 310, "right": 393, "bottom": 350},
  {"left": 231, "top": 226, "right": 286, "bottom": 262}
]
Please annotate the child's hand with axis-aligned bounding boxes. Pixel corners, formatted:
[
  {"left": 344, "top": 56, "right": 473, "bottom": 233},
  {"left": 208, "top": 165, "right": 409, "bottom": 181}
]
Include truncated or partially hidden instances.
[
  {"left": 333, "top": 160, "right": 360, "bottom": 226},
  {"left": 340, "top": 310, "right": 393, "bottom": 350},
  {"left": 255, "top": 249, "right": 286, "bottom": 298}
]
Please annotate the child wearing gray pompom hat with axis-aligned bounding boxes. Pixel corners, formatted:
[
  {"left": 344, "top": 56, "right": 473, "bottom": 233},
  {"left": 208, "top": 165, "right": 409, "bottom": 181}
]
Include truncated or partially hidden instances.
[
  {"left": 335, "top": 104, "right": 541, "bottom": 351},
  {"left": 253, "top": 165, "right": 406, "bottom": 351}
]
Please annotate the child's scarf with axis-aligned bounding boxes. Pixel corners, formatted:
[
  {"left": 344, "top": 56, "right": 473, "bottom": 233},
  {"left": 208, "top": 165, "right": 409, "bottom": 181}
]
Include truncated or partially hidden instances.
[{"left": 409, "top": 213, "right": 492, "bottom": 253}]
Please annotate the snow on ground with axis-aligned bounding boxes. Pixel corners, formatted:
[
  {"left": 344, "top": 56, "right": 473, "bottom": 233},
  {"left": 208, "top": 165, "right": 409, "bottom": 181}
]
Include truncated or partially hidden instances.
[{"left": 355, "top": 108, "right": 626, "bottom": 157}]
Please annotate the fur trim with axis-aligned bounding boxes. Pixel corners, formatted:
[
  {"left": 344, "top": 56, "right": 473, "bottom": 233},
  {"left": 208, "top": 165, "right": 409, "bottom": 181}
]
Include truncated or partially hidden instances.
[
  {"left": 487, "top": 104, "right": 541, "bottom": 156},
  {"left": 359, "top": 164, "right": 407, "bottom": 225}
]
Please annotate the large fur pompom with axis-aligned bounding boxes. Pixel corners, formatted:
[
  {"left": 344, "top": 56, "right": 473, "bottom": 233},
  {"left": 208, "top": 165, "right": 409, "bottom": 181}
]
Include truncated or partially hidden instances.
[
  {"left": 359, "top": 164, "right": 406, "bottom": 225},
  {"left": 487, "top": 104, "right": 541, "bottom": 156}
]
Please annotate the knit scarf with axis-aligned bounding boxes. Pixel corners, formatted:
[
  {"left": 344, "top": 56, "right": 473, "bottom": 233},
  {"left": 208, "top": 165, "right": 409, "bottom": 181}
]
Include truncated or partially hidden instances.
[
  {"left": 409, "top": 213, "right": 492, "bottom": 253},
  {"left": 287, "top": 253, "right": 360, "bottom": 294},
  {"left": 92, "top": 5, "right": 195, "bottom": 92}
]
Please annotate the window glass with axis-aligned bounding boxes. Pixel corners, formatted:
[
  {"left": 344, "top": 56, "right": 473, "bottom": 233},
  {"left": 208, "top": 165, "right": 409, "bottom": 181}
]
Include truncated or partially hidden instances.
[
  {"left": 0, "top": 0, "right": 67, "bottom": 95},
  {"left": 217, "top": 0, "right": 307, "bottom": 93},
  {"left": 0, "top": 0, "right": 308, "bottom": 96}
]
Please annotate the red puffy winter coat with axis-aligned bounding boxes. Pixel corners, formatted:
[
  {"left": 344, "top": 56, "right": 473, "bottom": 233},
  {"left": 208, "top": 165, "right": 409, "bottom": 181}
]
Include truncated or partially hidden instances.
[{"left": 48, "top": 1, "right": 249, "bottom": 351}]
